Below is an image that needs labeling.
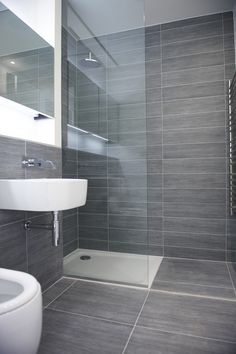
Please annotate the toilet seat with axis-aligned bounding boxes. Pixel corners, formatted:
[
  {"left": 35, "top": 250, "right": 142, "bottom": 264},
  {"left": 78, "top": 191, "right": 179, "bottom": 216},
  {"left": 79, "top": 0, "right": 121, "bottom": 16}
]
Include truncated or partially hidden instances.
[{"left": 0, "top": 268, "right": 39, "bottom": 315}]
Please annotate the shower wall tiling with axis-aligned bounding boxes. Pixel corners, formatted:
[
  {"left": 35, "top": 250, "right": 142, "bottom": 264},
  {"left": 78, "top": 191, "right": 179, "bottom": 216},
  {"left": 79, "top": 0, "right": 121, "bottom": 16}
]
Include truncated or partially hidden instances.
[{"left": 62, "top": 12, "right": 235, "bottom": 262}]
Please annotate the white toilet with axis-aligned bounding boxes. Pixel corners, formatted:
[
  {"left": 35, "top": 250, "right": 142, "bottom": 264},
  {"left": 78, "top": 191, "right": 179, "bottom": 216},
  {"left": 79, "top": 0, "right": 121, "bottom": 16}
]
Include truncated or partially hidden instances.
[{"left": 0, "top": 268, "right": 42, "bottom": 354}]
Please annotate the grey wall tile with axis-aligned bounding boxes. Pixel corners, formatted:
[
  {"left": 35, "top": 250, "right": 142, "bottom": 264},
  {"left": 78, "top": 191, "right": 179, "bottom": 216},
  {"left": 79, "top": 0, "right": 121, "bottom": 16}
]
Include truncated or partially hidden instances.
[
  {"left": 164, "top": 173, "right": 226, "bottom": 189},
  {"left": 162, "top": 20, "right": 222, "bottom": 45},
  {"left": 164, "top": 217, "right": 226, "bottom": 235},
  {"left": 164, "top": 188, "right": 226, "bottom": 204},
  {"left": 163, "top": 81, "right": 225, "bottom": 101},
  {"left": 162, "top": 36, "right": 223, "bottom": 59},
  {"left": 163, "top": 51, "right": 224, "bottom": 73},
  {"left": 163, "top": 158, "right": 226, "bottom": 173},
  {"left": 164, "top": 142, "right": 226, "bottom": 159}
]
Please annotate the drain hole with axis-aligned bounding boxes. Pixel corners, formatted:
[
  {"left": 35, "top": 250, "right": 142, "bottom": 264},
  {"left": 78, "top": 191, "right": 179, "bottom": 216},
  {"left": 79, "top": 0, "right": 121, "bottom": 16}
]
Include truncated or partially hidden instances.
[{"left": 80, "top": 255, "right": 91, "bottom": 261}]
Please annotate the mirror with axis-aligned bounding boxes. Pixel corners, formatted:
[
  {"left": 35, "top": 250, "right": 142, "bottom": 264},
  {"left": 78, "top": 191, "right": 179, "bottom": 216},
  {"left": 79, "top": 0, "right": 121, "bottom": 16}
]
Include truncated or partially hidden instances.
[{"left": 0, "top": 2, "right": 54, "bottom": 117}]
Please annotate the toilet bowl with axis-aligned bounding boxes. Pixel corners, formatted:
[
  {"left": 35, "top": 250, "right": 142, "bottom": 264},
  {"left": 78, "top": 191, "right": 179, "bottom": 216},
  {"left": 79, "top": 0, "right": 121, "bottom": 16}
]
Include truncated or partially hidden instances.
[{"left": 0, "top": 268, "right": 42, "bottom": 354}]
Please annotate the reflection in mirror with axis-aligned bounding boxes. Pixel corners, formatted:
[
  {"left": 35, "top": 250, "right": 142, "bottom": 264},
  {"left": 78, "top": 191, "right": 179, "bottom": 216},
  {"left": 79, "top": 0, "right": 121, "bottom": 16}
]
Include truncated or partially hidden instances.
[{"left": 0, "top": 2, "right": 54, "bottom": 117}]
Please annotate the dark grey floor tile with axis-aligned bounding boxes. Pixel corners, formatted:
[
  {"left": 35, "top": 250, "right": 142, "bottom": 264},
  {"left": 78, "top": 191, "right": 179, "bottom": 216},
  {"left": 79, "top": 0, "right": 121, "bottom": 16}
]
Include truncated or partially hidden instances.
[
  {"left": 138, "top": 291, "right": 236, "bottom": 342},
  {"left": 48, "top": 280, "right": 147, "bottom": 324},
  {"left": 43, "top": 277, "right": 76, "bottom": 307},
  {"left": 125, "top": 326, "right": 236, "bottom": 354},
  {"left": 152, "top": 258, "right": 234, "bottom": 298},
  {"left": 39, "top": 309, "right": 131, "bottom": 354}
]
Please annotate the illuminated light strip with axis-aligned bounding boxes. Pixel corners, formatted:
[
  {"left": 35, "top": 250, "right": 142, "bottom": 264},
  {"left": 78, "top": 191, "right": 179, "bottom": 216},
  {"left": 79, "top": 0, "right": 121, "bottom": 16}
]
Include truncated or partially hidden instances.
[{"left": 67, "top": 124, "right": 109, "bottom": 142}]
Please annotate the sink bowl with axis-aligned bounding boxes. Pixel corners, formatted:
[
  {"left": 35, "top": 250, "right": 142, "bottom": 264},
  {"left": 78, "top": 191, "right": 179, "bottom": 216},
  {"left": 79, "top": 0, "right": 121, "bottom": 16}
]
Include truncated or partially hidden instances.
[{"left": 0, "top": 178, "right": 87, "bottom": 211}]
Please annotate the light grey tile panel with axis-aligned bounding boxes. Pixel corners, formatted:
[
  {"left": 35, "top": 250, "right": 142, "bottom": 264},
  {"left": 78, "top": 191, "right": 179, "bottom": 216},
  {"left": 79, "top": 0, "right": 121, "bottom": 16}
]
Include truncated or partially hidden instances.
[
  {"left": 162, "top": 20, "right": 223, "bottom": 45},
  {"left": 163, "top": 96, "right": 225, "bottom": 116},
  {"left": 108, "top": 146, "right": 147, "bottom": 161},
  {"left": 163, "top": 111, "right": 225, "bottom": 130},
  {"left": 138, "top": 291, "right": 236, "bottom": 341},
  {"left": 146, "top": 74, "right": 162, "bottom": 89},
  {"left": 126, "top": 326, "right": 236, "bottom": 354},
  {"left": 163, "top": 158, "right": 226, "bottom": 173},
  {"left": 164, "top": 202, "right": 226, "bottom": 219},
  {"left": 162, "top": 65, "right": 224, "bottom": 86},
  {"left": 164, "top": 173, "right": 226, "bottom": 189},
  {"left": 163, "top": 51, "right": 224, "bottom": 73},
  {"left": 164, "top": 142, "right": 226, "bottom": 159},
  {"left": 107, "top": 62, "right": 145, "bottom": 81},
  {"left": 164, "top": 188, "right": 226, "bottom": 204},
  {"left": 164, "top": 217, "right": 226, "bottom": 235},
  {"left": 163, "top": 81, "right": 225, "bottom": 101},
  {"left": 48, "top": 280, "right": 147, "bottom": 324},
  {"left": 108, "top": 118, "right": 147, "bottom": 134},
  {"left": 146, "top": 59, "right": 161, "bottom": 75},
  {"left": 164, "top": 231, "right": 225, "bottom": 250},
  {"left": 39, "top": 309, "right": 131, "bottom": 354}
]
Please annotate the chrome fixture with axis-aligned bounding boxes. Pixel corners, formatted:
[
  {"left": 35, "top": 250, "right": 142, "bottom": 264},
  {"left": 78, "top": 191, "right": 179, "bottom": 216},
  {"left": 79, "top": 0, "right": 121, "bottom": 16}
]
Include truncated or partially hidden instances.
[
  {"left": 79, "top": 52, "right": 101, "bottom": 68},
  {"left": 22, "top": 158, "right": 56, "bottom": 169},
  {"left": 24, "top": 211, "right": 60, "bottom": 247}
]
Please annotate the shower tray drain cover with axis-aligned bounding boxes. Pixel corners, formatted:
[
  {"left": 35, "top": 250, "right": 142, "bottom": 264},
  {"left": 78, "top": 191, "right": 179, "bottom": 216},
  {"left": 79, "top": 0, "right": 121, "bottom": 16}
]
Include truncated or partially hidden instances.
[{"left": 80, "top": 255, "right": 91, "bottom": 261}]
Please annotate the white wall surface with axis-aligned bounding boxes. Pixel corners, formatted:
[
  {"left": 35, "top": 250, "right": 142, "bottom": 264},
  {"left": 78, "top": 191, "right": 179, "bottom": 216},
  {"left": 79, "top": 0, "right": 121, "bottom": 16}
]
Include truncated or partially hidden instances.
[
  {"left": 145, "top": 0, "right": 235, "bottom": 26},
  {"left": 1, "top": 0, "right": 55, "bottom": 46},
  {"left": 0, "top": 97, "right": 55, "bottom": 145}
]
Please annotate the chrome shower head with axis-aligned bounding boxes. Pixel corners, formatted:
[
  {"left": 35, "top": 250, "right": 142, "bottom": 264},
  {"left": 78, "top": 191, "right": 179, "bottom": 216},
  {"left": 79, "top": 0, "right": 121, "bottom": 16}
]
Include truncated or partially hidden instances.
[{"left": 79, "top": 52, "right": 101, "bottom": 68}]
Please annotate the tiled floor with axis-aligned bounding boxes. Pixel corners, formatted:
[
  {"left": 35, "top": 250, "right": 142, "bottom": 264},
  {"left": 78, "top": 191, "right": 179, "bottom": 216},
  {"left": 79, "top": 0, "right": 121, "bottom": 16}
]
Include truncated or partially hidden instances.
[
  {"left": 152, "top": 257, "right": 236, "bottom": 299},
  {"left": 39, "top": 266, "right": 236, "bottom": 354}
]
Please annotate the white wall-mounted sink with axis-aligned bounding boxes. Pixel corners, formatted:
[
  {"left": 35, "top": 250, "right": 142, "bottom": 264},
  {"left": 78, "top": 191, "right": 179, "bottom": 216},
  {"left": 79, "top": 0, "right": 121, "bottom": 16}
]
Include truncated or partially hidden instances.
[{"left": 0, "top": 178, "right": 87, "bottom": 211}]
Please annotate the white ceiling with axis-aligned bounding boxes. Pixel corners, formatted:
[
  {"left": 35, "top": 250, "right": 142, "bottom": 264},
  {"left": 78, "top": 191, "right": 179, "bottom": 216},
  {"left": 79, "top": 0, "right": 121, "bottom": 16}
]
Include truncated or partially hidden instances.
[
  {"left": 68, "top": 0, "right": 236, "bottom": 37},
  {"left": 145, "top": 0, "right": 236, "bottom": 26}
]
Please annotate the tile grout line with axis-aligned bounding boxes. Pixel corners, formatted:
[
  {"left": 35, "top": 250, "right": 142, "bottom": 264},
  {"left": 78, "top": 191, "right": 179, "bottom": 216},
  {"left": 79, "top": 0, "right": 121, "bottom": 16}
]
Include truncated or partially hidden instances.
[
  {"left": 45, "top": 306, "right": 134, "bottom": 328},
  {"left": 121, "top": 290, "right": 150, "bottom": 354},
  {"left": 226, "top": 262, "right": 236, "bottom": 297},
  {"left": 44, "top": 279, "right": 77, "bottom": 309}
]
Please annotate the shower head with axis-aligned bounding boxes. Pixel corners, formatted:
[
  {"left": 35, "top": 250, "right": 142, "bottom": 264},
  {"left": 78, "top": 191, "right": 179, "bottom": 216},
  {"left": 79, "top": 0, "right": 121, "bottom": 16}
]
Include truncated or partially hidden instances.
[{"left": 79, "top": 52, "right": 101, "bottom": 68}]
